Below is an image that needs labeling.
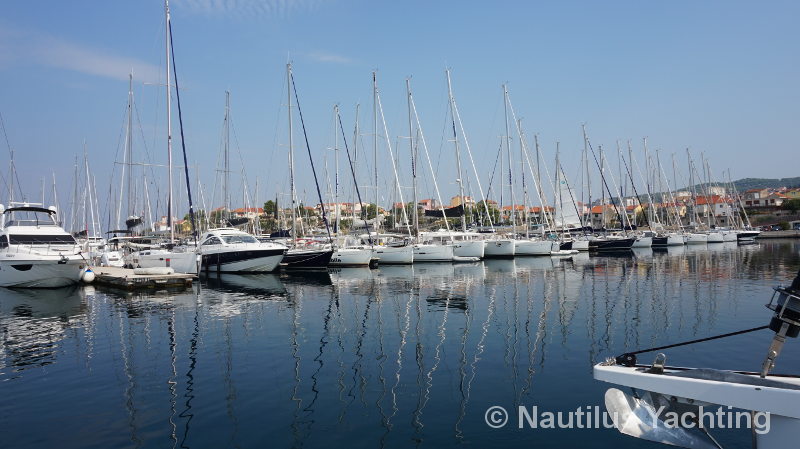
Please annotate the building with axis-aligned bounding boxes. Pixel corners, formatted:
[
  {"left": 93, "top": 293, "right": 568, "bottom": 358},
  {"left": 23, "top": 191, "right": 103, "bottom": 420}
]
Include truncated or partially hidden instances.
[
  {"left": 232, "top": 207, "right": 263, "bottom": 219},
  {"left": 418, "top": 199, "right": 438, "bottom": 211},
  {"left": 449, "top": 195, "right": 475, "bottom": 207}
]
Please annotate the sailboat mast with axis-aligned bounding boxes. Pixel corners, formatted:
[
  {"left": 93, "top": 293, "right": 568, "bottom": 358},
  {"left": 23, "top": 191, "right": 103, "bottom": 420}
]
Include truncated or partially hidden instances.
[
  {"left": 224, "top": 90, "right": 230, "bottom": 221},
  {"left": 372, "top": 72, "right": 379, "bottom": 234},
  {"left": 518, "top": 119, "right": 529, "bottom": 238},
  {"left": 334, "top": 104, "right": 340, "bottom": 236},
  {"left": 406, "top": 78, "right": 418, "bottom": 235},
  {"left": 287, "top": 63, "right": 297, "bottom": 246},
  {"left": 127, "top": 73, "right": 133, "bottom": 219},
  {"left": 582, "top": 124, "right": 591, "bottom": 226},
  {"left": 502, "top": 84, "right": 516, "bottom": 231},
  {"left": 446, "top": 69, "right": 466, "bottom": 232},
  {"left": 165, "top": 0, "right": 174, "bottom": 243},
  {"left": 353, "top": 104, "right": 360, "bottom": 227}
]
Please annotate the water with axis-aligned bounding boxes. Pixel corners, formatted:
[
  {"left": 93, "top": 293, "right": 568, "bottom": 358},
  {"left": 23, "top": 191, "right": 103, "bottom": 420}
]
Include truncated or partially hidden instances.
[{"left": 1, "top": 240, "right": 799, "bottom": 449}]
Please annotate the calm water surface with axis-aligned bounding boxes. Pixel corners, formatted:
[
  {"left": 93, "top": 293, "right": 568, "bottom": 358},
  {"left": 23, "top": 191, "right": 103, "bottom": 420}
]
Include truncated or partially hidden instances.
[{"left": 1, "top": 240, "right": 799, "bottom": 448}]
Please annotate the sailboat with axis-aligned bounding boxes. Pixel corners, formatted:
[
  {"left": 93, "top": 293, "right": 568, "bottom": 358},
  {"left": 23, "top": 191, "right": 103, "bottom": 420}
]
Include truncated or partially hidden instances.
[
  {"left": 357, "top": 72, "right": 414, "bottom": 265},
  {"left": 123, "top": 0, "right": 198, "bottom": 274},
  {"left": 279, "top": 63, "right": 333, "bottom": 269},
  {"left": 403, "top": 77, "right": 456, "bottom": 262},
  {"left": 327, "top": 104, "right": 374, "bottom": 267},
  {"left": 499, "top": 84, "right": 555, "bottom": 257}
]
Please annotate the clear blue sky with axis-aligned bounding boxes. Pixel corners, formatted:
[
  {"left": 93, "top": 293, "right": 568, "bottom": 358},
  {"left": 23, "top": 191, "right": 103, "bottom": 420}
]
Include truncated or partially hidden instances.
[{"left": 1, "top": 0, "right": 797, "bottom": 223}]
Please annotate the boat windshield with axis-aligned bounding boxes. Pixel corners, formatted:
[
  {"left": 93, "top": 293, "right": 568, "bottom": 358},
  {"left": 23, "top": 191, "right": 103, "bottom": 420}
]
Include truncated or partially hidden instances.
[
  {"left": 9, "top": 234, "right": 76, "bottom": 245},
  {"left": 222, "top": 235, "right": 258, "bottom": 244},
  {"left": 5, "top": 210, "right": 59, "bottom": 227}
]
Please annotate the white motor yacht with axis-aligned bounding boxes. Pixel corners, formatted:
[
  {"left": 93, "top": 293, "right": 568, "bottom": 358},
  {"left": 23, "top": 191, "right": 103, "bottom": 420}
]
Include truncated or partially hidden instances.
[
  {"left": 0, "top": 203, "right": 90, "bottom": 287},
  {"left": 197, "top": 228, "right": 286, "bottom": 273}
]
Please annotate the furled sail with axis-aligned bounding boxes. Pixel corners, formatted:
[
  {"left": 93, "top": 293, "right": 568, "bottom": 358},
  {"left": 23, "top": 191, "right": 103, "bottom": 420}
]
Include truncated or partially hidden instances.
[{"left": 423, "top": 204, "right": 464, "bottom": 218}]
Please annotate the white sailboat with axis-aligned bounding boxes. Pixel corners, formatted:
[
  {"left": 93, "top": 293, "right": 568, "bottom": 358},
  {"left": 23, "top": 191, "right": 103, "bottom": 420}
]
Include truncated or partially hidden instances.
[
  {"left": 327, "top": 105, "right": 373, "bottom": 267},
  {"left": 123, "top": 0, "right": 198, "bottom": 274}
]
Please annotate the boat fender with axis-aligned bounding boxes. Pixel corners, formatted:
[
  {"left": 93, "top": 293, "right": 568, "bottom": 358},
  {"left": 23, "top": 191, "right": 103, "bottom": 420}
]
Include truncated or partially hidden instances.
[{"left": 81, "top": 268, "right": 96, "bottom": 283}]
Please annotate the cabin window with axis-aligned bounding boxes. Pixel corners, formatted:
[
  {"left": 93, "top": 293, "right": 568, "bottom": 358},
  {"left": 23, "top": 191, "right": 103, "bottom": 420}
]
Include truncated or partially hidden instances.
[
  {"left": 222, "top": 235, "right": 258, "bottom": 244},
  {"left": 8, "top": 234, "right": 76, "bottom": 245},
  {"left": 202, "top": 237, "right": 222, "bottom": 245},
  {"left": 0, "top": 236, "right": 7, "bottom": 248}
]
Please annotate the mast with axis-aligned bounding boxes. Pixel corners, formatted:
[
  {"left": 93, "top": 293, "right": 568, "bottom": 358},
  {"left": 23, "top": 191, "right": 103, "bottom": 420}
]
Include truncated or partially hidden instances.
[
  {"left": 600, "top": 146, "right": 605, "bottom": 230},
  {"left": 287, "top": 63, "right": 297, "bottom": 246},
  {"left": 333, "top": 104, "right": 340, "bottom": 236},
  {"left": 353, "top": 104, "right": 360, "bottom": 228},
  {"left": 582, "top": 124, "right": 592, "bottom": 229},
  {"left": 519, "top": 119, "right": 528, "bottom": 238},
  {"left": 372, "top": 72, "right": 379, "bottom": 234},
  {"left": 224, "top": 90, "right": 230, "bottom": 223},
  {"left": 502, "top": 84, "right": 516, "bottom": 231},
  {"left": 124, "top": 77, "right": 132, "bottom": 223},
  {"left": 446, "top": 69, "right": 466, "bottom": 232},
  {"left": 165, "top": 0, "right": 174, "bottom": 243},
  {"left": 406, "top": 78, "right": 419, "bottom": 236}
]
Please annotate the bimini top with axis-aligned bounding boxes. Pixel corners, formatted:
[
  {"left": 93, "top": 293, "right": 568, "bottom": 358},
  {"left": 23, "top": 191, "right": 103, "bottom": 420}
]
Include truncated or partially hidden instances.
[{"left": 4, "top": 206, "right": 56, "bottom": 215}]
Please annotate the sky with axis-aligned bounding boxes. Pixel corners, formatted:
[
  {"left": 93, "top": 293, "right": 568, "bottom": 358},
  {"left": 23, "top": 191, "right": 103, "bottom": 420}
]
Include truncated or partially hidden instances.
[{"left": 0, "top": 0, "right": 798, "bottom": 227}]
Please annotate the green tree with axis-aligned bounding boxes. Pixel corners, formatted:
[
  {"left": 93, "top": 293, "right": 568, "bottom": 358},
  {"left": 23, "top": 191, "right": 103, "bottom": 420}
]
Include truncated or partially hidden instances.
[
  {"left": 783, "top": 199, "right": 800, "bottom": 213},
  {"left": 363, "top": 203, "right": 378, "bottom": 220},
  {"left": 263, "top": 200, "right": 277, "bottom": 216},
  {"left": 475, "top": 200, "right": 500, "bottom": 225}
]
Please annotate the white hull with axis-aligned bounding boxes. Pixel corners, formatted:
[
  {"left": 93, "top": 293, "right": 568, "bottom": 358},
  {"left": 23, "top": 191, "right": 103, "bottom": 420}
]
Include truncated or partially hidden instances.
[
  {"left": 125, "top": 250, "right": 198, "bottom": 274},
  {"left": 100, "top": 250, "right": 125, "bottom": 267},
  {"left": 573, "top": 239, "right": 591, "bottom": 251},
  {"left": 722, "top": 230, "right": 738, "bottom": 242},
  {"left": 631, "top": 236, "right": 653, "bottom": 248},
  {"left": 373, "top": 245, "right": 413, "bottom": 264},
  {"left": 707, "top": 231, "right": 724, "bottom": 243},
  {"left": 515, "top": 239, "right": 555, "bottom": 256},
  {"left": 483, "top": 239, "right": 515, "bottom": 257},
  {"left": 666, "top": 233, "right": 684, "bottom": 246},
  {"left": 685, "top": 233, "right": 708, "bottom": 244},
  {"left": 413, "top": 243, "right": 454, "bottom": 262},
  {"left": 329, "top": 247, "right": 373, "bottom": 266},
  {"left": 452, "top": 240, "right": 485, "bottom": 259},
  {"left": 0, "top": 255, "right": 85, "bottom": 287}
]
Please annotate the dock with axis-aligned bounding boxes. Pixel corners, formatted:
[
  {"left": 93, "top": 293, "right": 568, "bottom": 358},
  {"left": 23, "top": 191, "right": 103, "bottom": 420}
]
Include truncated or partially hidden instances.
[
  {"left": 757, "top": 230, "right": 800, "bottom": 239},
  {"left": 92, "top": 266, "right": 195, "bottom": 290}
]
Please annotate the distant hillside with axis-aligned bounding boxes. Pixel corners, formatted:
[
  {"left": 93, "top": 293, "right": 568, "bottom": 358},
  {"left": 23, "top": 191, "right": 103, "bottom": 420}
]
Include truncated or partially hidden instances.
[
  {"left": 730, "top": 177, "right": 800, "bottom": 191},
  {"left": 673, "top": 177, "right": 800, "bottom": 194},
  {"left": 643, "top": 177, "right": 799, "bottom": 203}
]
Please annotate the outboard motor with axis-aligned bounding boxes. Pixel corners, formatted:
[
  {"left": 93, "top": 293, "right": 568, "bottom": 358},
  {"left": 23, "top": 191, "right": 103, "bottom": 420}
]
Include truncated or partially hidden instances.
[{"left": 762, "top": 268, "right": 800, "bottom": 377}]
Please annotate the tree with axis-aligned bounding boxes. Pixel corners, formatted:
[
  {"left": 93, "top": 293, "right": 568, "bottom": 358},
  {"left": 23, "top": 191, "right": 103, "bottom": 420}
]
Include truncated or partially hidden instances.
[
  {"left": 475, "top": 200, "right": 500, "bottom": 226},
  {"left": 363, "top": 203, "right": 378, "bottom": 220},
  {"left": 783, "top": 199, "right": 800, "bottom": 213},
  {"left": 263, "top": 200, "right": 277, "bottom": 216}
]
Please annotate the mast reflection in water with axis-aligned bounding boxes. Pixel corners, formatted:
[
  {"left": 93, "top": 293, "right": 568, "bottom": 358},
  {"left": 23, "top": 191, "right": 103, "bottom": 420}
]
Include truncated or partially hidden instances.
[{"left": 0, "top": 240, "right": 798, "bottom": 448}]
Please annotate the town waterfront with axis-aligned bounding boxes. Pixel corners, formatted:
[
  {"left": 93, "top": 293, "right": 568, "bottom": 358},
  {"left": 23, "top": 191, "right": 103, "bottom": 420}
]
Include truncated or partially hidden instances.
[{"left": 1, "top": 240, "right": 799, "bottom": 448}]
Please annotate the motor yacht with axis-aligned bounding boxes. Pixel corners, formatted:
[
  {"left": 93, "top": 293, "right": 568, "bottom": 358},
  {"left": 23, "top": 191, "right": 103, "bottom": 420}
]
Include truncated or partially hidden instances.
[{"left": 0, "top": 203, "right": 90, "bottom": 287}]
